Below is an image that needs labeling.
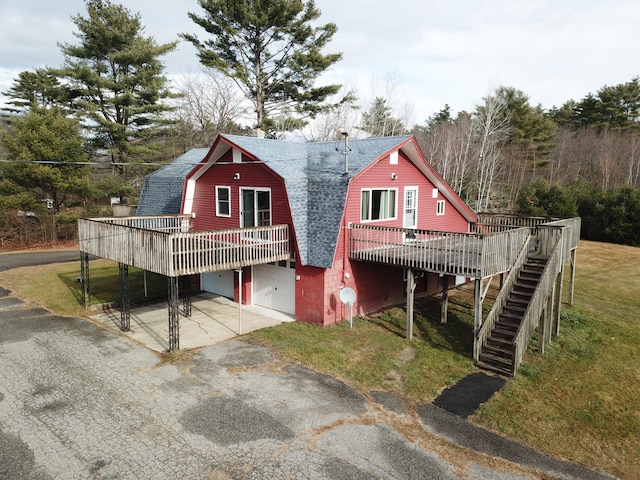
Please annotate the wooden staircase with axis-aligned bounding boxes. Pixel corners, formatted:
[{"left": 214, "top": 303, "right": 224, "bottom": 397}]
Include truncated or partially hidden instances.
[{"left": 477, "top": 257, "right": 547, "bottom": 375}]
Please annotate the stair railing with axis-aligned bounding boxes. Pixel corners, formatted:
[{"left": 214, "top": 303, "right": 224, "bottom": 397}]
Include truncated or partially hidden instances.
[
  {"left": 474, "top": 233, "right": 532, "bottom": 363},
  {"left": 511, "top": 226, "right": 565, "bottom": 375}
]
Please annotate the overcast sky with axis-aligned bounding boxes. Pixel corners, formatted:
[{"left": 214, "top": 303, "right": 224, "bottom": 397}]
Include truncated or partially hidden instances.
[{"left": 1, "top": 0, "right": 639, "bottom": 125}]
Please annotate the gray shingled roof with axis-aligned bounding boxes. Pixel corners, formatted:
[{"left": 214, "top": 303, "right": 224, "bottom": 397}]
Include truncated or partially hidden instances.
[
  {"left": 136, "top": 149, "right": 208, "bottom": 215},
  {"left": 136, "top": 135, "right": 412, "bottom": 268}
]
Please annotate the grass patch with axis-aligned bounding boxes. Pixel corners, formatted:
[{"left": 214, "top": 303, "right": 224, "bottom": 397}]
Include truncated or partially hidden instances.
[
  {"left": 0, "top": 258, "right": 166, "bottom": 317},
  {"left": 250, "top": 297, "right": 478, "bottom": 402}
]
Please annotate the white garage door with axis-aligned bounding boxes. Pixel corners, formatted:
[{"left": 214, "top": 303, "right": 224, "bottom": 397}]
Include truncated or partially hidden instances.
[
  {"left": 201, "top": 270, "right": 235, "bottom": 299},
  {"left": 253, "top": 260, "right": 295, "bottom": 315}
]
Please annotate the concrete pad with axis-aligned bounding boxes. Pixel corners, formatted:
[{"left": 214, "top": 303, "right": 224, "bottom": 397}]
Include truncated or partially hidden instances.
[{"left": 91, "top": 293, "right": 293, "bottom": 352}]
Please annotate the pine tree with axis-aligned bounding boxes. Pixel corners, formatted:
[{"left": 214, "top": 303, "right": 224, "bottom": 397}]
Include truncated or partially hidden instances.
[
  {"left": 0, "top": 107, "right": 90, "bottom": 212},
  {"left": 2, "top": 68, "right": 70, "bottom": 114},
  {"left": 59, "top": 0, "right": 178, "bottom": 166},
  {"left": 182, "top": 0, "right": 342, "bottom": 133}
]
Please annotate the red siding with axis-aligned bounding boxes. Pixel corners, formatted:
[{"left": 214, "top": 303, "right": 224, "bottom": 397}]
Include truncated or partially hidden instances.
[
  {"left": 189, "top": 161, "right": 294, "bottom": 233},
  {"left": 344, "top": 150, "right": 469, "bottom": 233},
  {"left": 295, "top": 264, "right": 326, "bottom": 324}
]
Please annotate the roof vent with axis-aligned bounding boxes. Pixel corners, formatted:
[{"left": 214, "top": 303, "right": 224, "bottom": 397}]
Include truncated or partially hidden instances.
[{"left": 342, "top": 131, "right": 349, "bottom": 175}]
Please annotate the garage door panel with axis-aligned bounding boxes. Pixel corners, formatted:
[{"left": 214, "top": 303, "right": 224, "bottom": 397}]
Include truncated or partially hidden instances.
[
  {"left": 201, "top": 270, "right": 235, "bottom": 298},
  {"left": 253, "top": 262, "right": 295, "bottom": 315}
]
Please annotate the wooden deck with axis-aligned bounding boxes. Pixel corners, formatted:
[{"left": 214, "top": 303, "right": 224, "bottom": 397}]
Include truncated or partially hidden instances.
[
  {"left": 348, "top": 224, "right": 531, "bottom": 279},
  {"left": 348, "top": 216, "right": 580, "bottom": 280},
  {"left": 78, "top": 215, "right": 291, "bottom": 277}
]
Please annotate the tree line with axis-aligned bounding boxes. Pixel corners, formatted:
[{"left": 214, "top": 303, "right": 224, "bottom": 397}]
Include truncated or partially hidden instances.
[{"left": 1, "top": 0, "right": 639, "bottom": 247}]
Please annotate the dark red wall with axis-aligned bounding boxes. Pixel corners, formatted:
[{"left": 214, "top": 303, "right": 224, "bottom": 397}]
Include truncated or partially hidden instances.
[{"left": 189, "top": 161, "right": 294, "bottom": 233}]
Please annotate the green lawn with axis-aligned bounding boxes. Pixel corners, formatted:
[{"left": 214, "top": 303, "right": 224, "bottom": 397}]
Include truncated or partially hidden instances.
[
  {"left": 0, "top": 241, "right": 637, "bottom": 478},
  {"left": 0, "top": 258, "right": 166, "bottom": 317}
]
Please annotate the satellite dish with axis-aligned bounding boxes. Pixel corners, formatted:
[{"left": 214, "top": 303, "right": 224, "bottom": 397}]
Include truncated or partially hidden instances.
[{"left": 339, "top": 287, "right": 356, "bottom": 306}]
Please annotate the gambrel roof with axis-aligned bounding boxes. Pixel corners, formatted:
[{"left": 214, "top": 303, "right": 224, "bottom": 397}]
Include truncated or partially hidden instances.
[
  {"left": 137, "top": 134, "right": 477, "bottom": 269},
  {"left": 136, "top": 148, "right": 208, "bottom": 216}
]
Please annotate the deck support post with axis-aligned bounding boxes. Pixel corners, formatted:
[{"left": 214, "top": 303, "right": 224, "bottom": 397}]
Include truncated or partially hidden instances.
[
  {"left": 182, "top": 276, "right": 192, "bottom": 317},
  {"left": 472, "top": 278, "right": 483, "bottom": 361},
  {"left": 568, "top": 248, "right": 577, "bottom": 305},
  {"left": 119, "top": 263, "right": 130, "bottom": 331},
  {"left": 406, "top": 269, "right": 415, "bottom": 340},
  {"left": 554, "top": 268, "right": 563, "bottom": 336},
  {"left": 440, "top": 275, "right": 449, "bottom": 324},
  {"left": 237, "top": 268, "right": 243, "bottom": 335},
  {"left": 80, "top": 252, "right": 90, "bottom": 308},
  {"left": 538, "top": 306, "right": 546, "bottom": 354},
  {"left": 168, "top": 276, "right": 180, "bottom": 352}
]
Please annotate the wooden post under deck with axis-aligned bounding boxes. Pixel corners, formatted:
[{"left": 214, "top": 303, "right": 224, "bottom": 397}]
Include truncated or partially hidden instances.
[
  {"left": 406, "top": 269, "right": 415, "bottom": 340},
  {"left": 80, "top": 252, "right": 90, "bottom": 308},
  {"left": 440, "top": 275, "right": 449, "bottom": 324},
  {"left": 569, "top": 248, "right": 577, "bottom": 305},
  {"left": 554, "top": 268, "right": 563, "bottom": 336},
  {"left": 473, "top": 278, "right": 483, "bottom": 361}
]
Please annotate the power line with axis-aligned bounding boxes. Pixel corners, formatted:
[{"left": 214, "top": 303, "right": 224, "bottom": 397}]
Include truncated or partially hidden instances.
[{"left": 0, "top": 159, "right": 173, "bottom": 167}]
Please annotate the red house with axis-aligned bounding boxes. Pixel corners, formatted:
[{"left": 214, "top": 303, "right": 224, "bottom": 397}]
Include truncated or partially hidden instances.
[{"left": 138, "top": 133, "right": 478, "bottom": 326}]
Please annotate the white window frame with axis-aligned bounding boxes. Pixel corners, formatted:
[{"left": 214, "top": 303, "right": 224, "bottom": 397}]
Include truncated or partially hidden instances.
[
  {"left": 240, "top": 187, "right": 272, "bottom": 228},
  {"left": 436, "top": 200, "right": 445, "bottom": 216},
  {"left": 361, "top": 188, "right": 398, "bottom": 222},
  {"left": 216, "top": 186, "right": 231, "bottom": 217},
  {"left": 403, "top": 187, "right": 418, "bottom": 229}
]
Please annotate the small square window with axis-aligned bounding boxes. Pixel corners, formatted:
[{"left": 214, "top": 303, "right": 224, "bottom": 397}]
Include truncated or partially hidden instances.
[{"left": 436, "top": 200, "right": 445, "bottom": 216}]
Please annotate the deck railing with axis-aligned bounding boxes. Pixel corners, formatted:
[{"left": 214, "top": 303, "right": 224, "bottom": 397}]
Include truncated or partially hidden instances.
[
  {"left": 476, "top": 213, "right": 561, "bottom": 229},
  {"left": 348, "top": 224, "right": 530, "bottom": 279},
  {"left": 90, "top": 214, "right": 193, "bottom": 232},
  {"left": 169, "top": 225, "right": 290, "bottom": 276},
  {"left": 78, "top": 217, "right": 290, "bottom": 277}
]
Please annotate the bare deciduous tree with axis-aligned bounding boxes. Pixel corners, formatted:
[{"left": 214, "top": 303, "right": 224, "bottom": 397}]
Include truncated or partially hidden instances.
[
  {"left": 171, "top": 69, "right": 249, "bottom": 151},
  {"left": 471, "top": 91, "right": 511, "bottom": 211}
]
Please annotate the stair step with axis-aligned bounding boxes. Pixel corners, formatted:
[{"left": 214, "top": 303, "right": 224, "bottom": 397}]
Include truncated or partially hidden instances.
[
  {"left": 523, "top": 266, "right": 546, "bottom": 273},
  {"left": 501, "top": 310, "right": 524, "bottom": 321},
  {"left": 492, "top": 327, "right": 517, "bottom": 340},
  {"left": 527, "top": 256, "right": 548, "bottom": 263},
  {"left": 510, "top": 291, "right": 533, "bottom": 302},
  {"left": 524, "top": 260, "right": 547, "bottom": 270},
  {"left": 487, "top": 336, "right": 513, "bottom": 348},
  {"left": 482, "top": 343, "right": 513, "bottom": 358},
  {"left": 516, "top": 277, "right": 539, "bottom": 286},
  {"left": 506, "top": 296, "right": 529, "bottom": 307},
  {"left": 479, "top": 352, "right": 513, "bottom": 369},
  {"left": 496, "top": 320, "right": 519, "bottom": 331},
  {"left": 504, "top": 303, "right": 526, "bottom": 313},
  {"left": 476, "top": 360, "right": 512, "bottom": 376},
  {"left": 513, "top": 282, "right": 536, "bottom": 292}
]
